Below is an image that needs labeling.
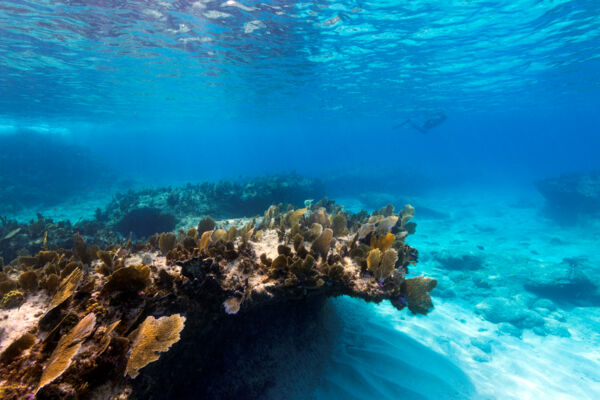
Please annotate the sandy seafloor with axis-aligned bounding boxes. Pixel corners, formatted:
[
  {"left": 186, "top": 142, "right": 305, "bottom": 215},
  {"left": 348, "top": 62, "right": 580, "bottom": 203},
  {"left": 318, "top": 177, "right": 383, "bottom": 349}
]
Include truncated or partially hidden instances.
[
  {"left": 9, "top": 186, "right": 600, "bottom": 400},
  {"left": 305, "top": 187, "right": 600, "bottom": 400}
]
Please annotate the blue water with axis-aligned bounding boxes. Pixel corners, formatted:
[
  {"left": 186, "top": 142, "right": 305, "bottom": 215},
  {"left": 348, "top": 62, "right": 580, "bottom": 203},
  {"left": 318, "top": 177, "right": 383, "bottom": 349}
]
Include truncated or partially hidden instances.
[{"left": 1, "top": 1, "right": 600, "bottom": 399}]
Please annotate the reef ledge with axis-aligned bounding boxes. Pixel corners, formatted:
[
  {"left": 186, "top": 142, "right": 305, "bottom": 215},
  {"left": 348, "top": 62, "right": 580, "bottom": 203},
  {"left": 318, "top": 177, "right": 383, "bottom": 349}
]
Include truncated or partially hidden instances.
[{"left": 0, "top": 201, "right": 436, "bottom": 399}]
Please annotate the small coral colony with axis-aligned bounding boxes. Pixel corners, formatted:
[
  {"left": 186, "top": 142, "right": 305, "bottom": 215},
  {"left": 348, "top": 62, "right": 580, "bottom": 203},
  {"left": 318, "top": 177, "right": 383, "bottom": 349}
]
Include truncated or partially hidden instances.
[{"left": 0, "top": 181, "right": 436, "bottom": 399}]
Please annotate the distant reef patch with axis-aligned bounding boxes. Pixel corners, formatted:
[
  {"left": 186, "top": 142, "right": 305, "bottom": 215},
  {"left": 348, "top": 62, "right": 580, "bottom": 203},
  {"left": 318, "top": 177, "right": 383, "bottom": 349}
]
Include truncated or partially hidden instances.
[
  {"left": 537, "top": 172, "right": 600, "bottom": 224},
  {"left": 0, "top": 131, "right": 116, "bottom": 214}
]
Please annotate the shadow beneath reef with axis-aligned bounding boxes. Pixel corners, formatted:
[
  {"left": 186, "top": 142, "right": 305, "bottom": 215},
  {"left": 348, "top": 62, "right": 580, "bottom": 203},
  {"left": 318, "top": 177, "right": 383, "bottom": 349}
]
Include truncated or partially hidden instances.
[
  {"left": 265, "top": 297, "right": 478, "bottom": 400},
  {"left": 132, "top": 296, "right": 477, "bottom": 400}
]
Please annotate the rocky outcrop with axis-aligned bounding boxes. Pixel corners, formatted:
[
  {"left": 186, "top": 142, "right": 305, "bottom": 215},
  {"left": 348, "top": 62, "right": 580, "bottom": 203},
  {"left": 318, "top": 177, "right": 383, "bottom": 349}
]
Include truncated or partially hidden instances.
[
  {"left": 537, "top": 173, "right": 600, "bottom": 223},
  {"left": 0, "top": 202, "right": 436, "bottom": 399}
]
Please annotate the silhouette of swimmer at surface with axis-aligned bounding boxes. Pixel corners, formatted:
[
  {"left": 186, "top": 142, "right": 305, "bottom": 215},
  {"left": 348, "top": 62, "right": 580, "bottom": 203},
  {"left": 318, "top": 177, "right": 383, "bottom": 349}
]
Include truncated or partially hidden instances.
[{"left": 396, "top": 113, "right": 447, "bottom": 134}]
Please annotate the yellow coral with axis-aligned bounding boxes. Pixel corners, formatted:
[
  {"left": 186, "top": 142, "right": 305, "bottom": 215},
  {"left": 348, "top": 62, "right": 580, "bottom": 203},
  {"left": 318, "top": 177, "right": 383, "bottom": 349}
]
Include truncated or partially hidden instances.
[
  {"left": 96, "top": 250, "right": 114, "bottom": 269},
  {"left": 85, "top": 300, "right": 108, "bottom": 316},
  {"left": 38, "top": 313, "right": 96, "bottom": 391},
  {"left": 286, "top": 208, "right": 307, "bottom": 227},
  {"left": 211, "top": 229, "right": 227, "bottom": 243},
  {"left": 44, "top": 274, "right": 60, "bottom": 294},
  {"left": 372, "top": 232, "right": 396, "bottom": 251},
  {"left": 366, "top": 249, "right": 382, "bottom": 273},
  {"left": 45, "top": 268, "right": 82, "bottom": 314},
  {"left": 198, "top": 230, "right": 213, "bottom": 250},
  {"left": 378, "top": 248, "right": 398, "bottom": 280},
  {"left": 264, "top": 204, "right": 277, "bottom": 220},
  {"left": 187, "top": 227, "right": 198, "bottom": 240},
  {"left": 125, "top": 314, "right": 186, "bottom": 378},
  {"left": 0, "top": 279, "right": 18, "bottom": 296},
  {"left": 367, "top": 248, "right": 398, "bottom": 281},
  {"left": 240, "top": 222, "right": 254, "bottom": 243}
]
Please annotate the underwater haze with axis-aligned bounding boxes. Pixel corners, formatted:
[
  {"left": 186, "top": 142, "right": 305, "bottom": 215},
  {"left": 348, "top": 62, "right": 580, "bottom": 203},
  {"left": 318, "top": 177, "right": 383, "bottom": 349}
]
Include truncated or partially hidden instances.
[{"left": 1, "top": 0, "right": 600, "bottom": 399}]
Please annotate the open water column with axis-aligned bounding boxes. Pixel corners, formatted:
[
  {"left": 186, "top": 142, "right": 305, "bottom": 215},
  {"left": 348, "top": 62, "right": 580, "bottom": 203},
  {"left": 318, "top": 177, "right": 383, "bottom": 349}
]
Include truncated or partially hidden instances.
[{"left": 1, "top": 1, "right": 600, "bottom": 399}]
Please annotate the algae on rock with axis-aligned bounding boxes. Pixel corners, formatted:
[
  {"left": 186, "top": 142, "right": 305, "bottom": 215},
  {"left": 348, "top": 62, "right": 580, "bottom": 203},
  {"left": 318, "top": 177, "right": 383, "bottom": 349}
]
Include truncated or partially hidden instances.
[{"left": 1, "top": 290, "right": 24, "bottom": 308}]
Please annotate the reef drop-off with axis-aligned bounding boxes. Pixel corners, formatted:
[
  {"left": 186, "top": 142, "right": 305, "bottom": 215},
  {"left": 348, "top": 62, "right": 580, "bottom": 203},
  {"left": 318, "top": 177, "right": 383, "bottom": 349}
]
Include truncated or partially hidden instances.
[{"left": 0, "top": 201, "right": 435, "bottom": 399}]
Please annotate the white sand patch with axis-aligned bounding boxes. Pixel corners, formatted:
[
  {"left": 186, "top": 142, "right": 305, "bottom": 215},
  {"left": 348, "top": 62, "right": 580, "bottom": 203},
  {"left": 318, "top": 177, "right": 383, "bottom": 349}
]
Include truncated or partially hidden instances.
[
  {"left": 0, "top": 292, "right": 48, "bottom": 352},
  {"left": 375, "top": 299, "right": 600, "bottom": 400},
  {"left": 126, "top": 252, "right": 181, "bottom": 275},
  {"left": 251, "top": 229, "right": 280, "bottom": 261},
  {"left": 338, "top": 188, "right": 600, "bottom": 399}
]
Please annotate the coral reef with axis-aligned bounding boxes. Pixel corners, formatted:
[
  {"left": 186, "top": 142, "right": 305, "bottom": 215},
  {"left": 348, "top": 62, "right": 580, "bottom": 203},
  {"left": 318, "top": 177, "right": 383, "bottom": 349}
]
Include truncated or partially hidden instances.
[
  {"left": 0, "top": 131, "right": 116, "bottom": 214},
  {"left": 103, "top": 173, "right": 324, "bottom": 225},
  {"left": 114, "top": 207, "right": 178, "bottom": 239},
  {"left": 0, "top": 214, "right": 118, "bottom": 267},
  {"left": 0, "top": 175, "right": 325, "bottom": 263},
  {"left": 0, "top": 201, "right": 435, "bottom": 399}
]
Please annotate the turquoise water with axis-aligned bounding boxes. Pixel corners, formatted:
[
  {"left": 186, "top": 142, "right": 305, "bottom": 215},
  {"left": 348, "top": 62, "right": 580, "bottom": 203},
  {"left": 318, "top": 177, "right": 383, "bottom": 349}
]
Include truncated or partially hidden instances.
[{"left": 2, "top": 1, "right": 600, "bottom": 399}]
